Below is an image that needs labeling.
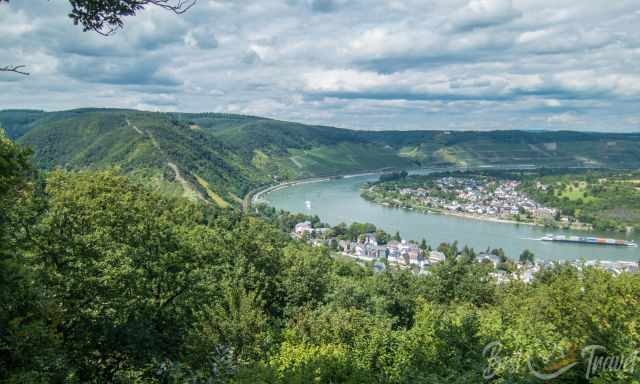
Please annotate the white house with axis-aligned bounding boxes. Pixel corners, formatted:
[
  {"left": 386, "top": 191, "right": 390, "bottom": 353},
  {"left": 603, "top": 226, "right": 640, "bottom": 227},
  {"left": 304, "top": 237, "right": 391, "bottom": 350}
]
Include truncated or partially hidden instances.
[
  {"left": 478, "top": 253, "right": 502, "bottom": 268},
  {"left": 428, "top": 251, "right": 446, "bottom": 264},
  {"left": 363, "top": 233, "right": 378, "bottom": 246},
  {"left": 294, "top": 221, "right": 313, "bottom": 236}
]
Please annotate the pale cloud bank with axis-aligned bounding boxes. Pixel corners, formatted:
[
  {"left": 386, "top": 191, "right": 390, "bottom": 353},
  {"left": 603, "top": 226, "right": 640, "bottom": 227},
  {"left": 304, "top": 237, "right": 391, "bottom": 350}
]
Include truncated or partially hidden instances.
[{"left": 1, "top": 0, "right": 639, "bottom": 131}]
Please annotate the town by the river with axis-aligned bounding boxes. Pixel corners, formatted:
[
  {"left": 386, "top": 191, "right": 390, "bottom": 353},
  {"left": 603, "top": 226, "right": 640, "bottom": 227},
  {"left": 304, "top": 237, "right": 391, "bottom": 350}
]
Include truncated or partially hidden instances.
[{"left": 262, "top": 169, "right": 640, "bottom": 263}]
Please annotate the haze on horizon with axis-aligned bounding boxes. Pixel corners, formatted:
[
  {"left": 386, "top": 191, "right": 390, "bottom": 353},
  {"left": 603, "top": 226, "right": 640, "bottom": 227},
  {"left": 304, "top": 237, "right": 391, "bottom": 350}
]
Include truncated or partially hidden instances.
[{"left": 1, "top": 0, "right": 640, "bottom": 132}]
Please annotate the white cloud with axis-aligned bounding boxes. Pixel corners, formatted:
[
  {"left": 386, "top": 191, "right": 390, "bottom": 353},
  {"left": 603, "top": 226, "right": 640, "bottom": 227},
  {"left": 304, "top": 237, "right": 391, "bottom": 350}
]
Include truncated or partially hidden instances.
[
  {"left": 184, "top": 27, "right": 219, "bottom": 49},
  {"left": 447, "top": 0, "right": 521, "bottom": 32},
  {"left": 303, "top": 69, "right": 394, "bottom": 92},
  {"left": 625, "top": 117, "right": 640, "bottom": 125},
  {"left": 545, "top": 113, "right": 581, "bottom": 124},
  {"left": 1, "top": 0, "right": 640, "bottom": 131}
]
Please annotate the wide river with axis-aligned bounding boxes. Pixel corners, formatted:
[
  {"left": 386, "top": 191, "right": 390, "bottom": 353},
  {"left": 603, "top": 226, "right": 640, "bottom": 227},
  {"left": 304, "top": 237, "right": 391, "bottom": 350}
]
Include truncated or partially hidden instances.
[{"left": 264, "top": 170, "right": 640, "bottom": 262}]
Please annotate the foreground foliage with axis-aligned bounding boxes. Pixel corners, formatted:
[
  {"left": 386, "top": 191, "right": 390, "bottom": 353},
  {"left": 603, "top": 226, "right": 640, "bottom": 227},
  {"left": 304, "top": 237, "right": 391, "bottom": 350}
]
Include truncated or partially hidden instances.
[{"left": 1, "top": 132, "right": 640, "bottom": 383}]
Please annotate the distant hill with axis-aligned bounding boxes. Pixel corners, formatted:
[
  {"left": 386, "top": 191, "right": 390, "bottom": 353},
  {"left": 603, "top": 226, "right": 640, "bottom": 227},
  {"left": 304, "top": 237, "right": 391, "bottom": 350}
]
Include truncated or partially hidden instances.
[
  {"left": 2, "top": 108, "right": 640, "bottom": 208},
  {"left": 0, "top": 109, "right": 46, "bottom": 139}
]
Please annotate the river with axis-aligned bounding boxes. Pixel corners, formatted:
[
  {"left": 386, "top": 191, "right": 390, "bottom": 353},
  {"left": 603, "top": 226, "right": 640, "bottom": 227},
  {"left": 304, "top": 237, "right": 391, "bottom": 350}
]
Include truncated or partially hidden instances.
[{"left": 263, "top": 170, "right": 640, "bottom": 262}]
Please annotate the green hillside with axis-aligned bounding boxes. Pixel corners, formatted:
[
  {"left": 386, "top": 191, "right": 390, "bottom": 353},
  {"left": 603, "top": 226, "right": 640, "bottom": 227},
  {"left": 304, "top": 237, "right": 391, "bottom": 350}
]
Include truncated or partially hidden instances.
[
  {"left": 2, "top": 108, "right": 640, "bottom": 208},
  {"left": 365, "top": 130, "right": 640, "bottom": 168},
  {"left": 7, "top": 110, "right": 271, "bottom": 207},
  {"left": 0, "top": 109, "right": 46, "bottom": 139}
]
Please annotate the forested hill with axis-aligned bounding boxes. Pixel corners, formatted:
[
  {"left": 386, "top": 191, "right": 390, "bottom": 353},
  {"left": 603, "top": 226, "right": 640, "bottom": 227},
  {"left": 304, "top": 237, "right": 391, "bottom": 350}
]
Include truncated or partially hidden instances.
[{"left": 2, "top": 108, "right": 640, "bottom": 207}]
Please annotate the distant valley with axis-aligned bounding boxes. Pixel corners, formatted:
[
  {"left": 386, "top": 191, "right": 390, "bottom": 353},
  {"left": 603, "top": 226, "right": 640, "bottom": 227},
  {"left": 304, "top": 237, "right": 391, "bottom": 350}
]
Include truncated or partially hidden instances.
[{"left": 2, "top": 108, "right": 639, "bottom": 208}]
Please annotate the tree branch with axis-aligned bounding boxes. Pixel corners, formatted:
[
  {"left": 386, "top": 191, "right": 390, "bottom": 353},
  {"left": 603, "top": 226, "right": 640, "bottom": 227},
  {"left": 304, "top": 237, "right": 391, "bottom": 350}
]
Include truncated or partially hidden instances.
[
  {"left": 148, "top": 0, "right": 197, "bottom": 14},
  {"left": 0, "top": 65, "right": 29, "bottom": 76},
  {"left": 68, "top": 0, "right": 198, "bottom": 35}
]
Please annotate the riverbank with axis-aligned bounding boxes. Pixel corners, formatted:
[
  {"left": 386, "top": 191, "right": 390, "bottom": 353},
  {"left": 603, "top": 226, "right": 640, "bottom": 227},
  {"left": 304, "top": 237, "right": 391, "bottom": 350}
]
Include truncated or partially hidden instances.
[
  {"left": 251, "top": 177, "right": 331, "bottom": 206},
  {"left": 245, "top": 163, "right": 591, "bottom": 211},
  {"left": 244, "top": 167, "right": 408, "bottom": 210},
  {"left": 250, "top": 167, "right": 587, "bottom": 232},
  {"left": 359, "top": 170, "right": 611, "bottom": 233},
  {"left": 363, "top": 192, "right": 602, "bottom": 232},
  {"left": 251, "top": 164, "right": 628, "bottom": 237},
  {"left": 364, "top": 194, "right": 544, "bottom": 227},
  {"left": 265, "top": 171, "right": 640, "bottom": 262}
]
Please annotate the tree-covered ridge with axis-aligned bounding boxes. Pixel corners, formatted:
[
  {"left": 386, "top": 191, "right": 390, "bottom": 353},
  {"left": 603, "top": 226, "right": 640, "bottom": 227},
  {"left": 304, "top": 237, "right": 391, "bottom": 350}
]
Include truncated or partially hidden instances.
[
  {"left": 5, "top": 109, "right": 274, "bottom": 207},
  {"left": 0, "top": 110, "right": 45, "bottom": 139},
  {"left": 2, "top": 108, "right": 640, "bottom": 210}
]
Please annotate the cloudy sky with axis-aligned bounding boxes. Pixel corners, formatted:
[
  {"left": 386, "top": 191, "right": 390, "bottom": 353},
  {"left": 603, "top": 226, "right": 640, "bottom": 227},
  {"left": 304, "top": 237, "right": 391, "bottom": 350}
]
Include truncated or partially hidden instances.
[{"left": 2, "top": 0, "right": 640, "bottom": 131}]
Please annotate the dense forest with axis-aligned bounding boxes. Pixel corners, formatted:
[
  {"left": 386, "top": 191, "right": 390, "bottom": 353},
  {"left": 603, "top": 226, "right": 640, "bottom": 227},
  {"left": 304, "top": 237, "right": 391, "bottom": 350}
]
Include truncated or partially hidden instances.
[{"left": 2, "top": 128, "right": 640, "bottom": 383}]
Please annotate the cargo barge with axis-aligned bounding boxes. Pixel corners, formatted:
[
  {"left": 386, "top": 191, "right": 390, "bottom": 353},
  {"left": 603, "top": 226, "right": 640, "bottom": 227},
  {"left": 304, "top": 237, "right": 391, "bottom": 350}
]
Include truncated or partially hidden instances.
[{"left": 541, "top": 234, "right": 638, "bottom": 247}]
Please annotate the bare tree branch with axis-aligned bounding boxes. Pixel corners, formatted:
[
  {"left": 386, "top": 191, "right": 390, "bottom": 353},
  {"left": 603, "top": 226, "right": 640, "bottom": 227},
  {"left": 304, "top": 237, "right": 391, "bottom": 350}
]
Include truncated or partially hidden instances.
[
  {"left": 147, "top": 0, "right": 197, "bottom": 14},
  {"left": 0, "top": 65, "right": 29, "bottom": 76}
]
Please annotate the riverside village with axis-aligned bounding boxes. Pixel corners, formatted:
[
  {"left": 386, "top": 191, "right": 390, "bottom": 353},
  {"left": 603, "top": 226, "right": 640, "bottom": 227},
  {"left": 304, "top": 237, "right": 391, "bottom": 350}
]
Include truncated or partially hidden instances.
[{"left": 292, "top": 220, "right": 639, "bottom": 283}]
